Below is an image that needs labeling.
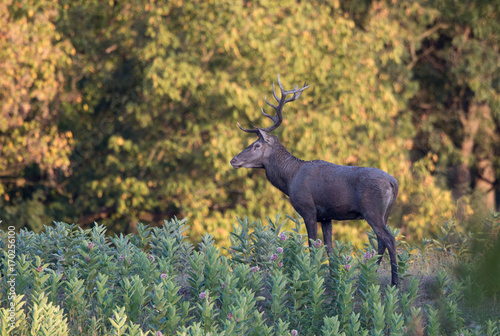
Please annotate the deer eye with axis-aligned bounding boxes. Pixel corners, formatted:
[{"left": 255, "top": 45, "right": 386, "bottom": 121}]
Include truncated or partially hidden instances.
[{"left": 254, "top": 143, "right": 261, "bottom": 150}]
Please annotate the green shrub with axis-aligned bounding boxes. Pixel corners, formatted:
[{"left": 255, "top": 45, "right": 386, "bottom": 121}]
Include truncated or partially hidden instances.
[{"left": 1, "top": 213, "right": 499, "bottom": 335}]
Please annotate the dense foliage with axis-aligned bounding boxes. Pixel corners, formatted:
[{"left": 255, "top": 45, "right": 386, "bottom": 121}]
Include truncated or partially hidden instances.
[
  {"left": 1, "top": 0, "right": 499, "bottom": 245},
  {"left": 0, "top": 213, "right": 499, "bottom": 335}
]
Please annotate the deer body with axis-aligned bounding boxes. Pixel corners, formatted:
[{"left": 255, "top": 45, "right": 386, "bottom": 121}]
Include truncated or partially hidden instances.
[
  {"left": 290, "top": 162, "right": 397, "bottom": 222},
  {"left": 231, "top": 76, "right": 399, "bottom": 285}
]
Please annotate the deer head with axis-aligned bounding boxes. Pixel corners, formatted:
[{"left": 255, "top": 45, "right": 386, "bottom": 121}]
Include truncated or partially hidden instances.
[{"left": 230, "top": 75, "right": 309, "bottom": 169}]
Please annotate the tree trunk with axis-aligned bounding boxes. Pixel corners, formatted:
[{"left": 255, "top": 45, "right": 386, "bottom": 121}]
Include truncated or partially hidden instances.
[
  {"left": 452, "top": 103, "right": 481, "bottom": 219},
  {"left": 475, "top": 157, "right": 496, "bottom": 212},
  {"left": 474, "top": 104, "right": 497, "bottom": 212}
]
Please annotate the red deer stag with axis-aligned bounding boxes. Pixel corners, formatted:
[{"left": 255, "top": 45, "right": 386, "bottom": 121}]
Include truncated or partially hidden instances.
[{"left": 230, "top": 75, "right": 400, "bottom": 286}]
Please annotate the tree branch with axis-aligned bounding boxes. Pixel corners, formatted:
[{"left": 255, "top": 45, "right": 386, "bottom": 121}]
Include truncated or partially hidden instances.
[{"left": 418, "top": 23, "right": 449, "bottom": 40}]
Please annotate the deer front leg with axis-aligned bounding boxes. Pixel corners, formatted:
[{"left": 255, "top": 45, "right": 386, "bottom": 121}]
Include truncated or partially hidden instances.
[
  {"left": 299, "top": 212, "right": 318, "bottom": 248},
  {"left": 290, "top": 195, "right": 318, "bottom": 248},
  {"left": 321, "top": 220, "right": 333, "bottom": 254}
]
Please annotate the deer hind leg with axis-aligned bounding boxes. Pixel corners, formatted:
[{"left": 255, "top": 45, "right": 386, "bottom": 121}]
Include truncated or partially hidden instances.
[
  {"left": 367, "top": 216, "right": 399, "bottom": 286},
  {"left": 321, "top": 220, "right": 333, "bottom": 254},
  {"left": 376, "top": 236, "right": 386, "bottom": 265},
  {"left": 381, "top": 194, "right": 398, "bottom": 283},
  {"left": 385, "top": 226, "right": 399, "bottom": 286}
]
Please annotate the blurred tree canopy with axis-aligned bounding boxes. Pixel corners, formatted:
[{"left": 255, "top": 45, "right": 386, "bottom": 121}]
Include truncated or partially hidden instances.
[{"left": 1, "top": 0, "right": 498, "bottom": 245}]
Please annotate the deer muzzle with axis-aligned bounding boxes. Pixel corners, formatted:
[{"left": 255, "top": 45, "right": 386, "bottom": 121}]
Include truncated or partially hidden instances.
[{"left": 230, "top": 157, "right": 242, "bottom": 169}]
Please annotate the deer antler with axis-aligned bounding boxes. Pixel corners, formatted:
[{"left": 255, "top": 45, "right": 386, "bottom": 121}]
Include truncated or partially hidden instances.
[{"left": 238, "top": 74, "right": 310, "bottom": 134}]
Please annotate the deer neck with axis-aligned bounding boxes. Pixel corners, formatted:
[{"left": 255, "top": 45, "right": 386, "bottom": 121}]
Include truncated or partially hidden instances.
[{"left": 263, "top": 144, "right": 305, "bottom": 196}]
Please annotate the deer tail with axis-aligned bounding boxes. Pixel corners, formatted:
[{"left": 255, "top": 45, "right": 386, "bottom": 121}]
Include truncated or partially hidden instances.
[{"left": 390, "top": 178, "right": 399, "bottom": 200}]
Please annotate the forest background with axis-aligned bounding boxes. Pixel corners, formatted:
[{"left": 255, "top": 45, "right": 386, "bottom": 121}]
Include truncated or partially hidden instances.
[{"left": 1, "top": 0, "right": 499, "bottom": 246}]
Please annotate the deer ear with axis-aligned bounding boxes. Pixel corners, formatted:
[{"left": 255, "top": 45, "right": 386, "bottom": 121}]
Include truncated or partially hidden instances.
[{"left": 258, "top": 129, "right": 274, "bottom": 144}]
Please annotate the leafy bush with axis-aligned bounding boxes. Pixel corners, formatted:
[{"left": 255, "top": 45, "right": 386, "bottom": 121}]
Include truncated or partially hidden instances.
[{"left": 0, "top": 214, "right": 499, "bottom": 335}]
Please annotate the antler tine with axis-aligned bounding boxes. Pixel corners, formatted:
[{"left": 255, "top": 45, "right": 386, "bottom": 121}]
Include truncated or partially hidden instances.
[
  {"left": 285, "top": 82, "right": 309, "bottom": 103},
  {"left": 264, "top": 95, "right": 277, "bottom": 110},
  {"left": 237, "top": 122, "right": 260, "bottom": 134},
  {"left": 236, "top": 75, "right": 310, "bottom": 135},
  {"left": 260, "top": 105, "right": 273, "bottom": 119},
  {"left": 272, "top": 82, "right": 280, "bottom": 105},
  {"left": 258, "top": 75, "right": 310, "bottom": 133},
  {"left": 259, "top": 76, "right": 285, "bottom": 133},
  {"left": 277, "top": 74, "right": 285, "bottom": 96}
]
